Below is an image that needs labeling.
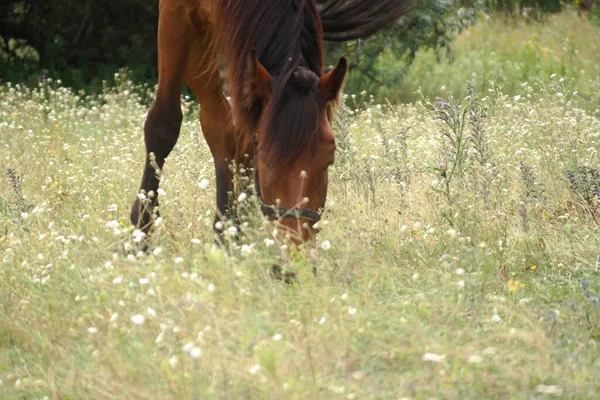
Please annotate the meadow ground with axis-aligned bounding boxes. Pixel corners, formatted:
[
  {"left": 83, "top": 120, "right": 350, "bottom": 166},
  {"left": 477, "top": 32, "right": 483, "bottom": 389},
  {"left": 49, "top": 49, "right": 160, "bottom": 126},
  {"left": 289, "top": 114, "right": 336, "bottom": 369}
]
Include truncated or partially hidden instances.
[
  {"left": 1, "top": 12, "right": 600, "bottom": 400},
  {"left": 389, "top": 10, "right": 600, "bottom": 110}
]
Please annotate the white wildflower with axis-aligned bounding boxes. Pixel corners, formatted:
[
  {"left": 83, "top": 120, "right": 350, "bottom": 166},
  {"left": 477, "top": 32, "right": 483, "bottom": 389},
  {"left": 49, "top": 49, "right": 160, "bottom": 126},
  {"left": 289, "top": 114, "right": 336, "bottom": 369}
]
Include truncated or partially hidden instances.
[
  {"left": 105, "top": 220, "right": 119, "bottom": 229},
  {"left": 422, "top": 353, "right": 445, "bottom": 362},
  {"left": 248, "top": 364, "right": 261, "bottom": 375},
  {"left": 131, "top": 314, "right": 145, "bottom": 325},
  {"left": 519, "top": 297, "right": 532, "bottom": 305},
  {"left": 241, "top": 244, "right": 253, "bottom": 255},
  {"left": 198, "top": 179, "right": 210, "bottom": 189},
  {"left": 468, "top": 354, "right": 483, "bottom": 364},
  {"left": 481, "top": 347, "right": 498, "bottom": 356},
  {"left": 132, "top": 229, "right": 146, "bottom": 243},
  {"left": 536, "top": 385, "right": 562, "bottom": 396},
  {"left": 189, "top": 346, "right": 202, "bottom": 359}
]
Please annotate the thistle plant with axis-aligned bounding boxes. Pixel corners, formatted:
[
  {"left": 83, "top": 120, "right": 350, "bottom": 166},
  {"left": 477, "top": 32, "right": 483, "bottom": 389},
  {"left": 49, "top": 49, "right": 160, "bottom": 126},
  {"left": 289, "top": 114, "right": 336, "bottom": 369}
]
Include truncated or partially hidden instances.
[
  {"left": 6, "top": 167, "right": 29, "bottom": 216},
  {"left": 381, "top": 125, "right": 411, "bottom": 191},
  {"left": 433, "top": 93, "right": 468, "bottom": 202},
  {"left": 429, "top": 81, "right": 490, "bottom": 203},
  {"left": 519, "top": 161, "right": 546, "bottom": 232},
  {"left": 332, "top": 99, "right": 357, "bottom": 191},
  {"left": 468, "top": 82, "right": 495, "bottom": 202},
  {"left": 565, "top": 166, "right": 600, "bottom": 220}
]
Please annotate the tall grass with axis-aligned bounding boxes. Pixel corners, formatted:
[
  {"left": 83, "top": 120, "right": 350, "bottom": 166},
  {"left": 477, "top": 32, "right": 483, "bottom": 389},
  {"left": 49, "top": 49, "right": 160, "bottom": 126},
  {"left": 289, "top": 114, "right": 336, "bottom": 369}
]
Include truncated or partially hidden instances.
[
  {"left": 388, "top": 10, "right": 600, "bottom": 114},
  {"left": 1, "top": 32, "right": 599, "bottom": 400}
]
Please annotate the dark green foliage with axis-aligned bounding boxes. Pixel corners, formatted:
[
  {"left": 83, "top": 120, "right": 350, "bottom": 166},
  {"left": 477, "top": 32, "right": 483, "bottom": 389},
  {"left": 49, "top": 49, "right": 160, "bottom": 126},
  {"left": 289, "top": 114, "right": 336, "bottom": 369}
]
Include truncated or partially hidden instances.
[
  {"left": 591, "top": 2, "right": 600, "bottom": 24},
  {"left": 0, "top": 0, "right": 594, "bottom": 96},
  {"left": 0, "top": 0, "right": 158, "bottom": 89},
  {"left": 324, "top": 1, "right": 480, "bottom": 100},
  {"left": 485, "top": 0, "right": 562, "bottom": 13},
  {"left": 0, "top": 0, "right": 480, "bottom": 95}
]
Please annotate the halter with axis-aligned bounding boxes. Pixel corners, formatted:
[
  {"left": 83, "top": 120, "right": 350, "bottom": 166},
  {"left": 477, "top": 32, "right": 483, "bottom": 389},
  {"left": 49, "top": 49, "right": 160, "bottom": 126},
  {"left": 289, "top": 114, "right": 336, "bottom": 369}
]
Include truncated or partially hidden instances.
[{"left": 253, "top": 134, "right": 323, "bottom": 224}]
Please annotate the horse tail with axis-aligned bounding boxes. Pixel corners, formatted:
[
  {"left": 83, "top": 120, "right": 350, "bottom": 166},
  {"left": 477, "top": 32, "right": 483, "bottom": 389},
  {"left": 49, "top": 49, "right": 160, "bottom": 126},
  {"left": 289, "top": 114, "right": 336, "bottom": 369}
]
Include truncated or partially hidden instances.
[{"left": 317, "top": 0, "right": 414, "bottom": 41}]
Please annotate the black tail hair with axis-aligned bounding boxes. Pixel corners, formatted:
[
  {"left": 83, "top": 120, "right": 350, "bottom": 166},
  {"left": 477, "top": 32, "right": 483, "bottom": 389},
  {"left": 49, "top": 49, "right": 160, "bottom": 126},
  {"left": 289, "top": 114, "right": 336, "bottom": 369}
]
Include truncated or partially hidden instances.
[{"left": 318, "top": 0, "right": 414, "bottom": 41}]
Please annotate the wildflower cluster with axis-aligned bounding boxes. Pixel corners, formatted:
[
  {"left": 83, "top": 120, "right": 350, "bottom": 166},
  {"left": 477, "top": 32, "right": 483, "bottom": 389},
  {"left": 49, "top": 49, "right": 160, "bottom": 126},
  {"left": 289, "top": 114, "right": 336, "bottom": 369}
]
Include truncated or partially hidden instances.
[{"left": 1, "top": 65, "right": 599, "bottom": 398}]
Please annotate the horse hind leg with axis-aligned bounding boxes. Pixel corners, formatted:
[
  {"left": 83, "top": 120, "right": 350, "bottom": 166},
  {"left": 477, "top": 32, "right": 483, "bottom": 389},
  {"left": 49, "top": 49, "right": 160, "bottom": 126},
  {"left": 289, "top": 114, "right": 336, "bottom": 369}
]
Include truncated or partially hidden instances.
[{"left": 130, "top": 4, "right": 192, "bottom": 232}]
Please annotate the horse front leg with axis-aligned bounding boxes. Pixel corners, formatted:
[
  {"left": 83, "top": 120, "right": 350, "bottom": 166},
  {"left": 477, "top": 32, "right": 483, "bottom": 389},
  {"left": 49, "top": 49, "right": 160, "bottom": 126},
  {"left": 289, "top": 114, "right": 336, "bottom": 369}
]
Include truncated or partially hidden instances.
[{"left": 130, "top": 2, "right": 191, "bottom": 234}]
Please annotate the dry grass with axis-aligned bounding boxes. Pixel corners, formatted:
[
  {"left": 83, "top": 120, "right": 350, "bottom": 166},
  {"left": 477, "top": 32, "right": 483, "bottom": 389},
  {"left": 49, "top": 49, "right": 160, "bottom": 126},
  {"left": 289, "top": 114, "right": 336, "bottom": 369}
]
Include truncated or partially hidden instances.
[{"left": 1, "top": 32, "right": 599, "bottom": 399}]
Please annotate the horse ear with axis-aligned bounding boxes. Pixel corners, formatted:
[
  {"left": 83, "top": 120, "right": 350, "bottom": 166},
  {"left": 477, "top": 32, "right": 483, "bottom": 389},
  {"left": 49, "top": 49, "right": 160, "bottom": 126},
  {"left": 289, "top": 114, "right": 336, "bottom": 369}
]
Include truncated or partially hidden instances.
[
  {"left": 319, "top": 57, "right": 347, "bottom": 102},
  {"left": 244, "top": 48, "right": 272, "bottom": 106}
]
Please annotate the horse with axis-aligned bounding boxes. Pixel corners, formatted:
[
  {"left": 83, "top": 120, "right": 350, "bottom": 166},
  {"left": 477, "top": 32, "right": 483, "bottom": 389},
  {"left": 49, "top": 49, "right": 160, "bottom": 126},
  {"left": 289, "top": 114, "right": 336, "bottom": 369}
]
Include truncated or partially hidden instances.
[{"left": 130, "top": 0, "right": 412, "bottom": 245}]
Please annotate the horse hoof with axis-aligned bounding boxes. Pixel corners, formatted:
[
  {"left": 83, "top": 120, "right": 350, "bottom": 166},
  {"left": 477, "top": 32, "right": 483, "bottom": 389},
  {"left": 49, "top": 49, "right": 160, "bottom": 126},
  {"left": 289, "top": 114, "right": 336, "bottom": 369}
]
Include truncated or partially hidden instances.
[{"left": 271, "top": 265, "right": 297, "bottom": 284}]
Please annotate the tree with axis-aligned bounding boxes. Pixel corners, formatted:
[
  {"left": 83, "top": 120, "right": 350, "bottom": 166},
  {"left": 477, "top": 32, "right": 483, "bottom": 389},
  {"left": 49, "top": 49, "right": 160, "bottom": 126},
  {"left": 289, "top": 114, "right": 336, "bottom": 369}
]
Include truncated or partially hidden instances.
[
  {"left": 324, "top": 1, "right": 480, "bottom": 100},
  {"left": 0, "top": 0, "right": 158, "bottom": 88}
]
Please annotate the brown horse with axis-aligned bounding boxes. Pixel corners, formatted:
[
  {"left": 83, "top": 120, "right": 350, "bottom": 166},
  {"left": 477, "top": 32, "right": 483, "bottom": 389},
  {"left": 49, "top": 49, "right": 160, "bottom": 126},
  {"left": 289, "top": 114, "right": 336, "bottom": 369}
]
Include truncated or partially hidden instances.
[{"left": 130, "top": 0, "right": 412, "bottom": 244}]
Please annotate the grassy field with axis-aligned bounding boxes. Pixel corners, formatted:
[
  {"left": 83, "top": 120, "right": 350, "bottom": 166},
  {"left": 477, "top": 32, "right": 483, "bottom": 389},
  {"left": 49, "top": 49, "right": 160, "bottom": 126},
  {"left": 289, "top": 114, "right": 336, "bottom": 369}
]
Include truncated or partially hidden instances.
[
  {"left": 1, "top": 14, "right": 600, "bottom": 400},
  {"left": 389, "top": 10, "right": 600, "bottom": 111}
]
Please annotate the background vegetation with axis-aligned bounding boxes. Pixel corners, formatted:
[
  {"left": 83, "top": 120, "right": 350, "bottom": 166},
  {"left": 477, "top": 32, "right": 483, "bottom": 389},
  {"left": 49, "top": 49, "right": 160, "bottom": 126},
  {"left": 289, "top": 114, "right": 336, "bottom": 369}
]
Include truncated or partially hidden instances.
[{"left": 2, "top": 0, "right": 599, "bottom": 100}]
